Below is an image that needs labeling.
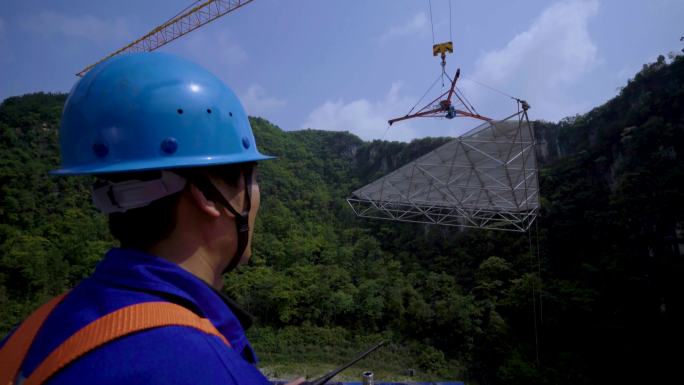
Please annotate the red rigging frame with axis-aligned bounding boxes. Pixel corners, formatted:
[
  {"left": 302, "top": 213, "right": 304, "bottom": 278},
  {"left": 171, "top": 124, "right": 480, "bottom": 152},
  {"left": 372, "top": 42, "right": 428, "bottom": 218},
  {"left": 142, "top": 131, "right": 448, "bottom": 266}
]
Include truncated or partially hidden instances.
[{"left": 387, "top": 68, "right": 492, "bottom": 126}]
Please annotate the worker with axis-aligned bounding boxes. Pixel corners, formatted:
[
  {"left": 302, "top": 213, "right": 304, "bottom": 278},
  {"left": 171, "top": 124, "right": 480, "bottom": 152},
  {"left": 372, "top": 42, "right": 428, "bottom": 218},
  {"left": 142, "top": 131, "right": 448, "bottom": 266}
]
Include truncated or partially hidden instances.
[{"left": 0, "top": 52, "right": 304, "bottom": 385}]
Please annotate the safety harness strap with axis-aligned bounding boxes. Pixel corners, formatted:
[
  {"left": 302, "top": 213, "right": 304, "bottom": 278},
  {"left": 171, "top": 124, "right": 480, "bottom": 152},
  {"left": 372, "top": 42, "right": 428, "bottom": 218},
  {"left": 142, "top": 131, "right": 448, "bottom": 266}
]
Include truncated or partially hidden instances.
[
  {"left": 1, "top": 297, "right": 231, "bottom": 385},
  {"left": 0, "top": 294, "right": 67, "bottom": 385}
]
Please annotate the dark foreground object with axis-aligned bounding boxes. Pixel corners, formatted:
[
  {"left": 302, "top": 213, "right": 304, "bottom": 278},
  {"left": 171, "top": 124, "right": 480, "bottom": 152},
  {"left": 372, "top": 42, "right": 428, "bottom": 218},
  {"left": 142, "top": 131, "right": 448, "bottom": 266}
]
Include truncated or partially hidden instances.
[{"left": 271, "top": 381, "right": 464, "bottom": 385}]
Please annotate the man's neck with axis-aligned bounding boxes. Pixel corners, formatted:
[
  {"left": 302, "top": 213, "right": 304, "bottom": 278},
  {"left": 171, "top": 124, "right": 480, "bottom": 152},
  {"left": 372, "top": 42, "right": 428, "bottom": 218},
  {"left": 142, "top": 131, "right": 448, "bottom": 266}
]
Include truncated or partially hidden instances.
[{"left": 148, "top": 241, "right": 224, "bottom": 290}]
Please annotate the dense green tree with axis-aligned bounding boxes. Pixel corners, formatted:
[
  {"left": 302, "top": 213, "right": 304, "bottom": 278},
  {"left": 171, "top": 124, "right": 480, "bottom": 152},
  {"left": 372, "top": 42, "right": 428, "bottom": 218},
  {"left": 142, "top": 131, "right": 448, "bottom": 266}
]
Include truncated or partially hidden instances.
[{"left": 1, "top": 54, "right": 683, "bottom": 384}]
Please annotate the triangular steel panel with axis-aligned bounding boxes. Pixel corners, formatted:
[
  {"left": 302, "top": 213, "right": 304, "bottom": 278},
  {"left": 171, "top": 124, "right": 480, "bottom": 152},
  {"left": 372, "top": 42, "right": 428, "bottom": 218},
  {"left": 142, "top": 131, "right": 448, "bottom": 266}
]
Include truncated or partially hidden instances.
[{"left": 348, "top": 110, "right": 539, "bottom": 231}]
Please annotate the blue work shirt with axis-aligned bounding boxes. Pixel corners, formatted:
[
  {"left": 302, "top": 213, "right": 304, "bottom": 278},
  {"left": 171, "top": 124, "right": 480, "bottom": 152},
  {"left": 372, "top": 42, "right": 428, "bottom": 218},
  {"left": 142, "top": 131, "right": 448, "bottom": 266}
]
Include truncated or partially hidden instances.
[{"left": 11, "top": 248, "right": 272, "bottom": 385}]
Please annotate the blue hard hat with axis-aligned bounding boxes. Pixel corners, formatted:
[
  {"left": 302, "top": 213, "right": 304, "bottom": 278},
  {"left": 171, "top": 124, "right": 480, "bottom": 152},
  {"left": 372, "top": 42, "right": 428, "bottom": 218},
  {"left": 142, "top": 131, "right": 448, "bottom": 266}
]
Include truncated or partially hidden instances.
[{"left": 53, "top": 52, "right": 274, "bottom": 175}]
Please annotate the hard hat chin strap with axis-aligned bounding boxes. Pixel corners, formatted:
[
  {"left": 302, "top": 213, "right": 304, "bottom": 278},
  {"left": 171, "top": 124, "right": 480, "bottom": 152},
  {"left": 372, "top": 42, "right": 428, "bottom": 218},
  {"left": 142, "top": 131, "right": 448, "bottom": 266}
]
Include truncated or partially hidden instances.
[
  {"left": 93, "top": 169, "right": 253, "bottom": 274},
  {"left": 187, "top": 171, "right": 252, "bottom": 274}
]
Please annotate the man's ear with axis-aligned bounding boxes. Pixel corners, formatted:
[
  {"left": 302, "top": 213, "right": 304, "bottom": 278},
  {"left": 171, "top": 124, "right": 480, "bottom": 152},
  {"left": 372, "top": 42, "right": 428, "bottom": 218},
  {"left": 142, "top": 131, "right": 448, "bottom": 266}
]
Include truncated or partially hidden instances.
[{"left": 189, "top": 184, "right": 221, "bottom": 218}]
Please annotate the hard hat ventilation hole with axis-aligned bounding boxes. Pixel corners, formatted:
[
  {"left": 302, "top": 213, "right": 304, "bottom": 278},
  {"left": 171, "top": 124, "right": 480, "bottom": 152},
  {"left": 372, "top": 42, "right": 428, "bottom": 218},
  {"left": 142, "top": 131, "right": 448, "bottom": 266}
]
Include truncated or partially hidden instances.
[
  {"left": 229, "top": 112, "right": 233, "bottom": 117},
  {"left": 177, "top": 108, "right": 184, "bottom": 115},
  {"left": 242, "top": 137, "right": 250, "bottom": 149},
  {"left": 161, "top": 137, "right": 178, "bottom": 154},
  {"left": 92, "top": 142, "right": 109, "bottom": 157},
  {"left": 206, "top": 108, "right": 212, "bottom": 114}
]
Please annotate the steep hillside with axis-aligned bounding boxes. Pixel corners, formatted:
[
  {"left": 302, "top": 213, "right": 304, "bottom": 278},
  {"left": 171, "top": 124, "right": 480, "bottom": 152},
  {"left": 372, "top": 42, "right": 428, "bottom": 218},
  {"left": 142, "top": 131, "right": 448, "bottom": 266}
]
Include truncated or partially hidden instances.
[
  {"left": 529, "top": 54, "right": 684, "bottom": 384},
  {"left": 1, "top": 54, "right": 682, "bottom": 384}
]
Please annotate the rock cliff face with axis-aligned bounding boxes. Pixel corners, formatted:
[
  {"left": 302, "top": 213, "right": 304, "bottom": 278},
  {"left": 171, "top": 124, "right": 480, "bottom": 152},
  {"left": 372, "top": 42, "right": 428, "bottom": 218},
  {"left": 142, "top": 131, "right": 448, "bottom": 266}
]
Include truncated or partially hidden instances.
[{"left": 533, "top": 121, "right": 565, "bottom": 164}]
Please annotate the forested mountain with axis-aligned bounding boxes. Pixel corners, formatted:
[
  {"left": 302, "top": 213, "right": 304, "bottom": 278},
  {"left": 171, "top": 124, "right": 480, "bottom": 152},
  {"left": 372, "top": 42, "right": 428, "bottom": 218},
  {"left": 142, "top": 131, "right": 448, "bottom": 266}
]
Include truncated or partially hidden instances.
[{"left": 1, "top": 54, "right": 682, "bottom": 384}]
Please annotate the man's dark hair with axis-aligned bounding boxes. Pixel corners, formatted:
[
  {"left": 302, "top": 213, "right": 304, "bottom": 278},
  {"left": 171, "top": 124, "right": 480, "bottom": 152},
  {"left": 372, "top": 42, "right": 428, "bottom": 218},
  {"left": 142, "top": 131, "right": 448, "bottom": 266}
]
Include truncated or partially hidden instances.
[{"left": 103, "top": 165, "right": 245, "bottom": 251}]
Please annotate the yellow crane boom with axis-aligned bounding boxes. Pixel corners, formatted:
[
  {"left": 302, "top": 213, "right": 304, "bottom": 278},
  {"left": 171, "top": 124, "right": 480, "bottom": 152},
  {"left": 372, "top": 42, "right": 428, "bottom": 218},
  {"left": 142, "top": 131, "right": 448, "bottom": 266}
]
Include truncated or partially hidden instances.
[{"left": 76, "top": 0, "right": 254, "bottom": 77}]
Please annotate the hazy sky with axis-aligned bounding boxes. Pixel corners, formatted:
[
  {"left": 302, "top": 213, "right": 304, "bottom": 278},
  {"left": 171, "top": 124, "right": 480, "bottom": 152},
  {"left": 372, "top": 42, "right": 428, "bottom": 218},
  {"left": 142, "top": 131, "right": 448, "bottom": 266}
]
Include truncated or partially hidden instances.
[{"left": 1, "top": 0, "right": 682, "bottom": 141}]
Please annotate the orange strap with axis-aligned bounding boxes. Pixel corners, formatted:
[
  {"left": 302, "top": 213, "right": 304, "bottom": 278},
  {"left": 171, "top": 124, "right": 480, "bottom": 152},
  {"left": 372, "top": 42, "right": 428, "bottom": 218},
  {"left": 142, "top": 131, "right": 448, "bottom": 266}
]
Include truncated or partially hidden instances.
[
  {"left": 0, "top": 294, "right": 67, "bottom": 385},
  {"left": 1, "top": 297, "right": 231, "bottom": 385}
]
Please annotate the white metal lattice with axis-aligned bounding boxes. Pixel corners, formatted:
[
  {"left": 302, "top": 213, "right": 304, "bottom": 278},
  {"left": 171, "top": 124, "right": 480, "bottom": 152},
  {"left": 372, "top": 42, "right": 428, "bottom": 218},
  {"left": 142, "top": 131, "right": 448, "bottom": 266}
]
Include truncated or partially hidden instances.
[{"left": 347, "top": 110, "right": 538, "bottom": 232}]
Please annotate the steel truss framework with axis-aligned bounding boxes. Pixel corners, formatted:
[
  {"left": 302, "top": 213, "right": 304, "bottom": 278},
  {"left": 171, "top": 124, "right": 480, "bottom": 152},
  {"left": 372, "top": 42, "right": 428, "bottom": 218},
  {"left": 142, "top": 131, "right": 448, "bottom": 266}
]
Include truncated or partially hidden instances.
[{"left": 347, "top": 109, "right": 539, "bottom": 232}]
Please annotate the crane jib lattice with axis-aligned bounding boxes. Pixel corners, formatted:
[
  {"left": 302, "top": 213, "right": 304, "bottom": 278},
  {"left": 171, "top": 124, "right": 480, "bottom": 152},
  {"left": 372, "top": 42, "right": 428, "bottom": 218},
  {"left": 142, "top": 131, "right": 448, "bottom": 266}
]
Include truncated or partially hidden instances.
[{"left": 76, "top": 0, "right": 254, "bottom": 77}]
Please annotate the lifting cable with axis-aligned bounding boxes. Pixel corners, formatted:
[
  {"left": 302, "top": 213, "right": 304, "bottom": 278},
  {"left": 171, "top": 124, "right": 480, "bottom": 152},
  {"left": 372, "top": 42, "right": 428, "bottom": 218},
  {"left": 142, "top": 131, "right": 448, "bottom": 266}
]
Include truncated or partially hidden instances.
[
  {"left": 428, "top": 0, "right": 454, "bottom": 48},
  {"left": 428, "top": 0, "right": 453, "bottom": 45},
  {"left": 428, "top": 0, "right": 454, "bottom": 86},
  {"left": 429, "top": 0, "right": 436, "bottom": 46},
  {"left": 397, "top": 12, "right": 544, "bottom": 361},
  {"left": 449, "top": 0, "right": 453, "bottom": 42}
]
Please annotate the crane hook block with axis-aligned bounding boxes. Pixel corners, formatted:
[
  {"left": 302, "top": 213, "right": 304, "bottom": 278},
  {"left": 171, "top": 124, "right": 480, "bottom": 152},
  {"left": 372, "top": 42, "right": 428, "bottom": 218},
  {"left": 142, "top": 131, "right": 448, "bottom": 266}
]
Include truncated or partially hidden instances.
[{"left": 432, "top": 42, "right": 454, "bottom": 57}]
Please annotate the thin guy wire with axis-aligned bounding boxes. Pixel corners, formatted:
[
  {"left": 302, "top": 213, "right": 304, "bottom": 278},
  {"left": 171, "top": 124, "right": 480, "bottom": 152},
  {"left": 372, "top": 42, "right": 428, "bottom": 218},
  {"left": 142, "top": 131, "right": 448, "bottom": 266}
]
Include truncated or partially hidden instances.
[
  {"left": 528, "top": 224, "right": 540, "bottom": 366},
  {"left": 517, "top": 102, "right": 540, "bottom": 366},
  {"left": 462, "top": 76, "right": 517, "bottom": 100},
  {"left": 523, "top": 106, "right": 541, "bottom": 366},
  {"left": 526, "top": 108, "right": 544, "bottom": 327},
  {"left": 535, "top": 217, "right": 544, "bottom": 325},
  {"left": 380, "top": 124, "right": 392, "bottom": 141}
]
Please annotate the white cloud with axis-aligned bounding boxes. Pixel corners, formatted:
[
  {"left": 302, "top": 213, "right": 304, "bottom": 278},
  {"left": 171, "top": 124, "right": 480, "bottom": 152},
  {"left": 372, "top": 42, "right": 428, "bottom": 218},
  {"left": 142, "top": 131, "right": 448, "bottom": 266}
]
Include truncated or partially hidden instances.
[
  {"left": 464, "top": 0, "right": 600, "bottom": 121},
  {"left": 240, "top": 85, "right": 286, "bottom": 116},
  {"left": 166, "top": 31, "right": 248, "bottom": 77},
  {"left": 317, "top": 0, "right": 602, "bottom": 141},
  {"left": 25, "top": 11, "right": 131, "bottom": 44},
  {"left": 303, "top": 81, "right": 494, "bottom": 142},
  {"left": 378, "top": 13, "right": 428, "bottom": 43},
  {"left": 302, "top": 83, "right": 423, "bottom": 142}
]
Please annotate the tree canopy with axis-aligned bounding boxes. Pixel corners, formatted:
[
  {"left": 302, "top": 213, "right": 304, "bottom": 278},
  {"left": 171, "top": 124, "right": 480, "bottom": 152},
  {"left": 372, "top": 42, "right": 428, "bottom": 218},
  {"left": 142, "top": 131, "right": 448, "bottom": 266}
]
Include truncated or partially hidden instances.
[{"left": 1, "top": 54, "right": 683, "bottom": 384}]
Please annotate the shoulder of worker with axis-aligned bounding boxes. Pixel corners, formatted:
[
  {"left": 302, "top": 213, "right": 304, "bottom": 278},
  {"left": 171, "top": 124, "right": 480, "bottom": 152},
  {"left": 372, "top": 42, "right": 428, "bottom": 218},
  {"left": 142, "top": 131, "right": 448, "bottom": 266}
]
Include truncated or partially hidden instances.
[
  {"left": 44, "top": 326, "right": 270, "bottom": 385},
  {"left": 15, "top": 248, "right": 265, "bottom": 384}
]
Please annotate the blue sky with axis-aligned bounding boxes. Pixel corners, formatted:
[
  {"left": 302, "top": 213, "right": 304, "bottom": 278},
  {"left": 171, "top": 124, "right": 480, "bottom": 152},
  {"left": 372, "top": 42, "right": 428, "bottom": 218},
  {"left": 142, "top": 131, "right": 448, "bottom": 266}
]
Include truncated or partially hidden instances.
[{"left": 1, "top": 0, "right": 682, "bottom": 141}]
